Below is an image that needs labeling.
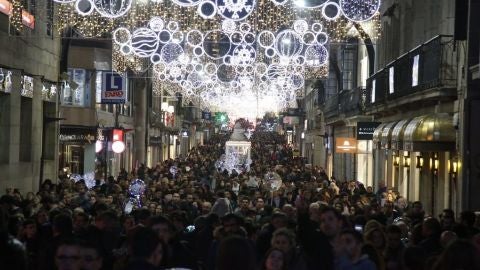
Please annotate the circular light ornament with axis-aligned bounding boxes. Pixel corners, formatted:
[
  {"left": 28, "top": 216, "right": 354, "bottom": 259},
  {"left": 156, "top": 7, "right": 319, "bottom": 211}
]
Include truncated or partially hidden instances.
[
  {"left": 130, "top": 27, "right": 159, "bottom": 58},
  {"left": 216, "top": 0, "right": 256, "bottom": 21},
  {"left": 232, "top": 44, "right": 256, "bottom": 65},
  {"left": 203, "top": 30, "right": 231, "bottom": 59},
  {"left": 54, "top": 0, "right": 76, "bottom": 2},
  {"left": 171, "top": 31, "right": 184, "bottom": 43},
  {"left": 293, "top": 0, "right": 328, "bottom": 8},
  {"left": 274, "top": 30, "right": 303, "bottom": 59},
  {"left": 316, "top": 32, "right": 329, "bottom": 45},
  {"left": 311, "top": 22, "right": 323, "bottom": 33},
  {"left": 340, "top": 0, "right": 381, "bottom": 22},
  {"left": 112, "top": 141, "right": 126, "bottom": 153},
  {"left": 186, "top": 30, "right": 204, "bottom": 46},
  {"left": 151, "top": 53, "right": 162, "bottom": 64},
  {"left": 222, "top": 19, "right": 237, "bottom": 33},
  {"left": 293, "top": 20, "right": 309, "bottom": 34},
  {"left": 265, "top": 47, "right": 276, "bottom": 58},
  {"left": 113, "top": 27, "right": 131, "bottom": 46},
  {"left": 270, "top": 0, "right": 288, "bottom": 6},
  {"left": 167, "top": 21, "right": 180, "bottom": 32},
  {"left": 322, "top": 2, "right": 341, "bottom": 21},
  {"left": 187, "top": 72, "right": 205, "bottom": 89},
  {"left": 120, "top": 44, "right": 132, "bottom": 55},
  {"left": 75, "top": 0, "right": 95, "bottom": 16},
  {"left": 243, "top": 32, "right": 256, "bottom": 44},
  {"left": 305, "top": 44, "right": 329, "bottom": 67},
  {"left": 158, "top": 30, "right": 172, "bottom": 43},
  {"left": 149, "top": 17, "right": 165, "bottom": 32},
  {"left": 302, "top": 31, "right": 316, "bottom": 45},
  {"left": 258, "top": 31, "right": 275, "bottom": 48},
  {"left": 171, "top": 0, "right": 202, "bottom": 7},
  {"left": 198, "top": 0, "right": 217, "bottom": 19},
  {"left": 93, "top": 0, "right": 132, "bottom": 18},
  {"left": 217, "top": 64, "right": 236, "bottom": 83},
  {"left": 161, "top": 43, "right": 184, "bottom": 63}
]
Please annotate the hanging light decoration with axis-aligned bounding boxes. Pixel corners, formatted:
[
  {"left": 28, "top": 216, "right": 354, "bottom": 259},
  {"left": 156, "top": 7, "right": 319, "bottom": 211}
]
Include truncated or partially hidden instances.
[{"left": 52, "top": 0, "right": 383, "bottom": 117}]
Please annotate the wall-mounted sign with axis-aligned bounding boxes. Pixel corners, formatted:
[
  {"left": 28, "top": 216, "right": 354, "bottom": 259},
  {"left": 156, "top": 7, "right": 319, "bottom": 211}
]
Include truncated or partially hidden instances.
[
  {"left": 357, "top": 122, "right": 381, "bottom": 140},
  {"left": 149, "top": 136, "right": 162, "bottom": 146},
  {"left": 202, "top": 111, "right": 211, "bottom": 120},
  {"left": 60, "top": 126, "right": 97, "bottom": 144},
  {"left": 101, "top": 72, "right": 126, "bottom": 104},
  {"left": 336, "top": 137, "right": 357, "bottom": 153}
]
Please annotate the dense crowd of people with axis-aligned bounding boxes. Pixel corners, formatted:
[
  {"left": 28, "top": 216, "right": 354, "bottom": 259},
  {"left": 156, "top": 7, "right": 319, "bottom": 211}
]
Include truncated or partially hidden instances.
[{"left": 1, "top": 127, "right": 480, "bottom": 270}]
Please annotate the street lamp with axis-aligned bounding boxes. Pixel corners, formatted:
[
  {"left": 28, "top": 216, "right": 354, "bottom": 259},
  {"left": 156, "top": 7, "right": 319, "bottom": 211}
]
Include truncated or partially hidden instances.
[
  {"left": 416, "top": 155, "right": 424, "bottom": 169},
  {"left": 403, "top": 152, "right": 411, "bottom": 167}
]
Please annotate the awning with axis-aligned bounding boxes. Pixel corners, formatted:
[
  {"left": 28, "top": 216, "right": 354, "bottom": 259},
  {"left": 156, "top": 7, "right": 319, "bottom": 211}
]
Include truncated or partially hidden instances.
[
  {"left": 391, "top": 119, "right": 411, "bottom": 150},
  {"left": 380, "top": 122, "right": 398, "bottom": 149},
  {"left": 372, "top": 123, "right": 386, "bottom": 149},
  {"left": 403, "top": 113, "right": 456, "bottom": 152}
]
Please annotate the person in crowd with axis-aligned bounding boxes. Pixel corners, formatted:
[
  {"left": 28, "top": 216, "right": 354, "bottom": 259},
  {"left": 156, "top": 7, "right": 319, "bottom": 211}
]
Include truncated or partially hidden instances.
[
  {"left": 80, "top": 241, "right": 104, "bottom": 270},
  {"left": 260, "top": 247, "right": 287, "bottom": 270},
  {"left": 337, "top": 229, "right": 377, "bottom": 270},
  {"left": 55, "top": 239, "right": 83, "bottom": 270},
  {"left": 126, "top": 227, "right": 164, "bottom": 270},
  {"left": 431, "top": 239, "right": 480, "bottom": 270},
  {"left": 1, "top": 128, "right": 480, "bottom": 270},
  {"left": 215, "top": 236, "right": 256, "bottom": 270}
]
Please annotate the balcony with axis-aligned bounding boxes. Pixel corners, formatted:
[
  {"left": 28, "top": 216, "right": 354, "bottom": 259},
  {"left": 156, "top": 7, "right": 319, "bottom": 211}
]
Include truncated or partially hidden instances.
[
  {"left": 365, "top": 36, "right": 457, "bottom": 113},
  {"left": 322, "top": 88, "right": 366, "bottom": 124}
]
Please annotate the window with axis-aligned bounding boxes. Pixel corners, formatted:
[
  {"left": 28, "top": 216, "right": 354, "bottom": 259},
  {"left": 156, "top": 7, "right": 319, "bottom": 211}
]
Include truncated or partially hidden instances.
[
  {"left": 412, "top": 55, "right": 420, "bottom": 87},
  {"left": 342, "top": 43, "right": 357, "bottom": 90},
  {"left": 63, "top": 69, "right": 91, "bottom": 107},
  {"left": 389, "top": 67, "right": 394, "bottom": 94},
  {"left": 325, "top": 70, "right": 337, "bottom": 98},
  {"left": 371, "top": 80, "right": 376, "bottom": 103}
]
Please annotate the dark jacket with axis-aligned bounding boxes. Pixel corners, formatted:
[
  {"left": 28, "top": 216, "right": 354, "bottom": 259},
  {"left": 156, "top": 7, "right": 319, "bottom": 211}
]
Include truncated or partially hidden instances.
[
  {"left": 297, "top": 211, "right": 334, "bottom": 270},
  {"left": 126, "top": 258, "right": 158, "bottom": 270}
]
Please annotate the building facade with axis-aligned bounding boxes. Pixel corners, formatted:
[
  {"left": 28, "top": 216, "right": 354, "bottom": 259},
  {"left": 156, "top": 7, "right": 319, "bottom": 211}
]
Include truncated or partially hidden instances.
[{"left": 0, "top": 1, "right": 61, "bottom": 193}]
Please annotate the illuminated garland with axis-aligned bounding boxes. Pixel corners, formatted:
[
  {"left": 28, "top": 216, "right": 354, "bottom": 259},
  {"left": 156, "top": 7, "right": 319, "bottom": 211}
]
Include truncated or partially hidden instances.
[{"left": 10, "top": 0, "right": 24, "bottom": 32}]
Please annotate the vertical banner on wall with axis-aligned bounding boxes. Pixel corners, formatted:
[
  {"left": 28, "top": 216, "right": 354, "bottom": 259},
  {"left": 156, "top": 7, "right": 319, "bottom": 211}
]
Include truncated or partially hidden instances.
[{"left": 101, "top": 72, "right": 126, "bottom": 104}]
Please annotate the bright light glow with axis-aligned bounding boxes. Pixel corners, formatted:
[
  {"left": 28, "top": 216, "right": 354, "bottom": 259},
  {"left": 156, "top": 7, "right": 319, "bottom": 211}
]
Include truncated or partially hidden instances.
[
  {"left": 294, "top": 0, "right": 305, "bottom": 7},
  {"left": 112, "top": 141, "right": 126, "bottom": 153},
  {"left": 95, "top": 140, "right": 103, "bottom": 153}
]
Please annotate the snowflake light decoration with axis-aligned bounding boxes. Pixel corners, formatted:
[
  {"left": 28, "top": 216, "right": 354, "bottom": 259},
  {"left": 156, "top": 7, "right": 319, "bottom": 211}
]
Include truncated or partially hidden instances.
[{"left": 216, "top": 0, "right": 256, "bottom": 21}]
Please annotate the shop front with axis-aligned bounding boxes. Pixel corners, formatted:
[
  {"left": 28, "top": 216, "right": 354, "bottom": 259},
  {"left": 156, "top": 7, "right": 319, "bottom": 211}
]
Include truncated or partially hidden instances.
[
  {"left": 372, "top": 113, "right": 457, "bottom": 215},
  {"left": 59, "top": 125, "right": 97, "bottom": 177}
]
